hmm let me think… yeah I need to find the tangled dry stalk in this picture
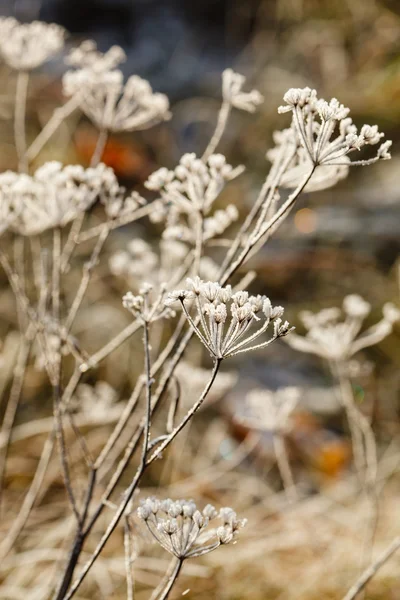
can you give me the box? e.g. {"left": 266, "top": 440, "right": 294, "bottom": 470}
{"left": 0, "top": 15, "right": 399, "bottom": 600}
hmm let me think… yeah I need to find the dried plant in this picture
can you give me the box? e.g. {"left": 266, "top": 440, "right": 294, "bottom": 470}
{"left": 0, "top": 15, "right": 398, "bottom": 600}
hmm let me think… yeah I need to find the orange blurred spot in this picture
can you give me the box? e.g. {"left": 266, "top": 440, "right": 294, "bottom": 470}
{"left": 74, "top": 129, "right": 152, "bottom": 180}
{"left": 313, "top": 440, "right": 352, "bottom": 477}
{"left": 294, "top": 208, "right": 317, "bottom": 234}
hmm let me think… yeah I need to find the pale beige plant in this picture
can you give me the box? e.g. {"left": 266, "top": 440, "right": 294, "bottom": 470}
{"left": 0, "top": 19, "right": 396, "bottom": 600}
{"left": 0, "top": 17, "right": 65, "bottom": 71}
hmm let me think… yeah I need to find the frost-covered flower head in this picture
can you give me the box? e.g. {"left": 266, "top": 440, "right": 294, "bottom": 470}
{"left": 70, "top": 381, "right": 123, "bottom": 422}
{"left": 137, "top": 498, "right": 246, "bottom": 558}
{"left": 0, "top": 162, "right": 122, "bottom": 235}
{"left": 0, "top": 17, "right": 65, "bottom": 70}
{"left": 286, "top": 294, "right": 400, "bottom": 362}
{"left": 122, "top": 283, "right": 176, "bottom": 323}
{"left": 145, "top": 153, "right": 244, "bottom": 216}
{"left": 238, "top": 387, "right": 299, "bottom": 433}
{"left": 0, "top": 191, "right": 19, "bottom": 236}
{"left": 165, "top": 278, "right": 293, "bottom": 359}
{"left": 274, "top": 88, "right": 392, "bottom": 191}
{"left": 63, "top": 41, "right": 170, "bottom": 132}
{"left": 65, "top": 40, "right": 126, "bottom": 72}
{"left": 222, "top": 68, "right": 264, "bottom": 113}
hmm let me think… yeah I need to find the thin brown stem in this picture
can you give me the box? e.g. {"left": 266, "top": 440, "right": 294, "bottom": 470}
{"left": 59, "top": 318, "right": 153, "bottom": 599}
{"left": 52, "top": 228, "right": 80, "bottom": 523}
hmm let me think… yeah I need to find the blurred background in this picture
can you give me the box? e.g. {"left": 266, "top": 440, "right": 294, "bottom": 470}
{"left": 0, "top": 0, "right": 400, "bottom": 598}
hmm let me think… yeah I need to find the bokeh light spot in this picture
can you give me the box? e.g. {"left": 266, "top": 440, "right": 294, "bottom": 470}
{"left": 294, "top": 208, "right": 317, "bottom": 234}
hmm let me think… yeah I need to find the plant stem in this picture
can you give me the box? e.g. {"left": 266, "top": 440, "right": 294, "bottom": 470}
{"left": 342, "top": 536, "right": 400, "bottom": 600}
{"left": 157, "top": 558, "right": 183, "bottom": 600}
{"left": 0, "top": 331, "right": 33, "bottom": 511}
{"left": 272, "top": 432, "right": 298, "bottom": 502}
{"left": 202, "top": 100, "right": 231, "bottom": 161}
{"left": 90, "top": 129, "right": 108, "bottom": 167}
{"left": 14, "top": 71, "right": 29, "bottom": 173}
{"left": 26, "top": 95, "right": 81, "bottom": 162}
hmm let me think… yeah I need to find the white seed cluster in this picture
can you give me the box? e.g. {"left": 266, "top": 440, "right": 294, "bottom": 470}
{"left": 0, "top": 162, "right": 123, "bottom": 235}
{"left": 239, "top": 387, "right": 300, "bottom": 434}
{"left": 63, "top": 41, "right": 170, "bottom": 132}
{"left": 222, "top": 68, "right": 264, "bottom": 113}
{"left": 122, "top": 283, "right": 175, "bottom": 323}
{"left": 0, "top": 17, "right": 65, "bottom": 70}
{"left": 165, "top": 277, "right": 293, "bottom": 359}
{"left": 272, "top": 87, "right": 392, "bottom": 192}
{"left": 145, "top": 153, "right": 244, "bottom": 216}
{"left": 137, "top": 498, "right": 246, "bottom": 559}
{"left": 286, "top": 294, "right": 400, "bottom": 362}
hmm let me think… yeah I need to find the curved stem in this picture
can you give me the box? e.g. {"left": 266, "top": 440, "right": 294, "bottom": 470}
{"left": 157, "top": 558, "right": 183, "bottom": 600}
{"left": 147, "top": 358, "right": 221, "bottom": 465}
{"left": 202, "top": 100, "right": 231, "bottom": 161}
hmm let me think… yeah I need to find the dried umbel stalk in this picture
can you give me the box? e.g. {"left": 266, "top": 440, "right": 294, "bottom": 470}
{"left": 137, "top": 498, "right": 247, "bottom": 559}
{"left": 63, "top": 41, "right": 170, "bottom": 132}
{"left": 286, "top": 295, "right": 400, "bottom": 363}
{"left": 0, "top": 21, "right": 396, "bottom": 600}
{"left": 0, "top": 17, "right": 65, "bottom": 70}
{"left": 274, "top": 87, "right": 392, "bottom": 192}
{"left": 166, "top": 278, "right": 293, "bottom": 359}
{"left": 136, "top": 498, "right": 246, "bottom": 599}
{"left": 122, "top": 284, "right": 176, "bottom": 324}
